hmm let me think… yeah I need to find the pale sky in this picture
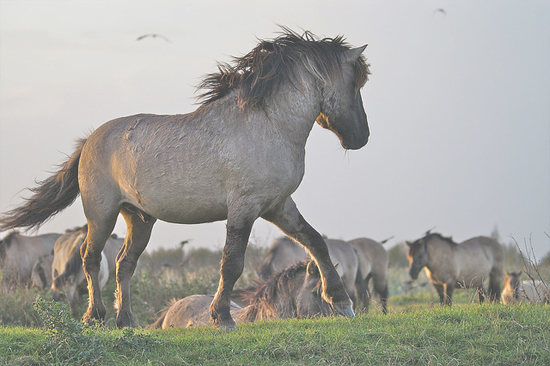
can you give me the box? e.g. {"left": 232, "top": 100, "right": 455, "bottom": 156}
{"left": 1, "top": 1, "right": 549, "bottom": 260}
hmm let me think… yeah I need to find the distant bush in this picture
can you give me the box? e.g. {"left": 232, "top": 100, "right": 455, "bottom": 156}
{"left": 388, "top": 243, "right": 409, "bottom": 269}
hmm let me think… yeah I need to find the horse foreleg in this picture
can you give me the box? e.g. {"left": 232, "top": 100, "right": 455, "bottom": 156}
{"left": 210, "top": 214, "right": 255, "bottom": 331}
{"left": 263, "top": 198, "right": 353, "bottom": 317}
{"left": 433, "top": 283, "right": 446, "bottom": 305}
{"left": 115, "top": 207, "right": 156, "bottom": 328}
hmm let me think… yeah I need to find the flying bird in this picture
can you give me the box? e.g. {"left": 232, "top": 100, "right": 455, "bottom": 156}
{"left": 136, "top": 33, "right": 171, "bottom": 43}
{"left": 433, "top": 8, "right": 447, "bottom": 16}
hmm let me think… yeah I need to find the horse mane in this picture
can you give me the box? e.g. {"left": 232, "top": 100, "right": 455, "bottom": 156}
{"left": 197, "top": 27, "right": 370, "bottom": 109}
{"left": 239, "top": 260, "right": 312, "bottom": 322}
{"left": 423, "top": 232, "right": 457, "bottom": 246}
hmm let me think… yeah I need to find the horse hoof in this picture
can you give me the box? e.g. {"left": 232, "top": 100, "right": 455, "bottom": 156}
{"left": 334, "top": 304, "right": 355, "bottom": 318}
{"left": 219, "top": 323, "right": 237, "bottom": 332}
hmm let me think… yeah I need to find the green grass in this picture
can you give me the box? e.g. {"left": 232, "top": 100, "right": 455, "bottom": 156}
{"left": 1, "top": 297, "right": 549, "bottom": 365}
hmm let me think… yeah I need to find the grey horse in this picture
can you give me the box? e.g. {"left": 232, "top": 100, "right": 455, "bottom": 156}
{"left": 0, "top": 28, "right": 370, "bottom": 330}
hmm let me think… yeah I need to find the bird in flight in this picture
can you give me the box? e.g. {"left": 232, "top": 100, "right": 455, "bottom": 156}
{"left": 136, "top": 34, "right": 171, "bottom": 43}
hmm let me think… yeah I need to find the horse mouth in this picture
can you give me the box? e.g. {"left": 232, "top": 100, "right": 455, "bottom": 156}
{"left": 409, "top": 269, "right": 420, "bottom": 280}
{"left": 341, "top": 135, "right": 369, "bottom": 150}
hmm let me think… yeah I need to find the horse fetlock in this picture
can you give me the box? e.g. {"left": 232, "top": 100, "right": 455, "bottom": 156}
{"left": 82, "top": 305, "right": 106, "bottom": 325}
{"left": 116, "top": 309, "right": 137, "bottom": 328}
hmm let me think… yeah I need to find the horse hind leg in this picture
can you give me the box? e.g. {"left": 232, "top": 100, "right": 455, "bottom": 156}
{"left": 81, "top": 216, "right": 118, "bottom": 325}
{"left": 115, "top": 206, "right": 156, "bottom": 328}
{"left": 373, "top": 276, "right": 389, "bottom": 315}
{"left": 488, "top": 271, "right": 503, "bottom": 302}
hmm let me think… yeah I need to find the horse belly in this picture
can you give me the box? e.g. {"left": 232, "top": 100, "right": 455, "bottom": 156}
{"left": 456, "top": 249, "right": 492, "bottom": 288}
{"left": 135, "top": 186, "right": 229, "bottom": 224}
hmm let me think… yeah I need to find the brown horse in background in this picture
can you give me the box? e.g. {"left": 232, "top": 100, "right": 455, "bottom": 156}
{"left": 151, "top": 260, "right": 335, "bottom": 329}
{"left": 407, "top": 232, "right": 503, "bottom": 305}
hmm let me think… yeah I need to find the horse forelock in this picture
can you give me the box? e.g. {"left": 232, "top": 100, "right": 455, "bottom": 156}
{"left": 196, "top": 27, "right": 369, "bottom": 109}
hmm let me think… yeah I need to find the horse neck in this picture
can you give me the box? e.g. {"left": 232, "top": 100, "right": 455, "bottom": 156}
{"left": 261, "top": 73, "right": 322, "bottom": 146}
{"left": 425, "top": 237, "right": 454, "bottom": 269}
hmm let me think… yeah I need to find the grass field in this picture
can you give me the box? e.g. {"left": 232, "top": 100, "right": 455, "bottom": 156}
{"left": 1, "top": 243, "right": 549, "bottom": 365}
{"left": 1, "top": 297, "right": 549, "bottom": 365}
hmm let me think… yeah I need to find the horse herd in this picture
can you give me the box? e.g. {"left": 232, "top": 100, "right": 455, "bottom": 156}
{"left": 0, "top": 28, "right": 548, "bottom": 331}
{"left": 1, "top": 228, "right": 548, "bottom": 329}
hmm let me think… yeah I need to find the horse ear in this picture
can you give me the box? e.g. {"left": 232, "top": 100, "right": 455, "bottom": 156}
{"left": 343, "top": 45, "right": 367, "bottom": 63}
{"left": 406, "top": 241, "right": 412, "bottom": 247}
{"left": 334, "top": 262, "right": 340, "bottom": 270}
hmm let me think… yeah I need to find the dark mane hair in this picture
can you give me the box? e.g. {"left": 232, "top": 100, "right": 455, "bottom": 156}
{"left": 424, "top": 232, "right": 457, "bottom": 246}
{"left": 197, "top": 27, "right": 370, "bottom": 109}
{"left": 239, "top": 260, "right": 320, "bottom": 321}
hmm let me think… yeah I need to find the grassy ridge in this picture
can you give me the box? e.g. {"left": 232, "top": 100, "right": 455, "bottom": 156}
{"left": 1, "top": 300, "right": 549, "bottom": 365}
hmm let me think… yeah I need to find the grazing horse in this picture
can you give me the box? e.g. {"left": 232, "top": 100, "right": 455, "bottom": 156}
{"left": 31, "top": 253, "right": 54, "bottom": 290}
{"left": 151, "top": 260, "right": 335, "bottom": 329}
{"left": 407, "top": 232, "right": 503, "bottom": 305}
{"left": 51, "top": 227, "right": 109, "bottom": 315}
{"left": 0, "top": 232, "right": 60, "bottom": 285}
{"left": 501, "top": 271, "right": 550, "bottom": 304}
{"left": 0, "top": 28, "right": 370, "bottom": 330}
{"left": 347, "top": 237, "right": 389, "bottom": 314}
{"left": 257, "top": 236, "right": 368, "bottom": 312}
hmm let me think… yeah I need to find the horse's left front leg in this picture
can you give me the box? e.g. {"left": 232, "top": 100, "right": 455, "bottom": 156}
{"left": 210, "top": 210, "right": 255, "bottom": 331}
{"left": 263, "top": 198, "right": 353, "bottom": 317}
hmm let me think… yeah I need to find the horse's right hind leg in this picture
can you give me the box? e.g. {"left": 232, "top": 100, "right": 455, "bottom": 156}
{"left": 373, "top": 279, "right": 389, "bottom": 315}
{"left": 115, "top": 206, "right": 156, "bottom": 328}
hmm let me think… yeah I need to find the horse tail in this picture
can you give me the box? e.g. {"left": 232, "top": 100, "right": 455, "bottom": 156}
{"left": 0, "top": 138, "right": 86, "bottom": 231}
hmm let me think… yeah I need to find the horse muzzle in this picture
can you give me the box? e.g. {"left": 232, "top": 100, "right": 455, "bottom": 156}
{"left": 409, "top": 267, "right": 420, "bottom": 280}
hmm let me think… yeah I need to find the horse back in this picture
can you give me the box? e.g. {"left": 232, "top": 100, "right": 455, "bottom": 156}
{"left": 348, "top": 238, "right": 388, "bottom": 280}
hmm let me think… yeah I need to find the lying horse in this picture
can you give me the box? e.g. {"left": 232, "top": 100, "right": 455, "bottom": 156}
{"left": 257, "top": 236, "right": 368, "bottom": 312}
{"left": 347, "top": 237, "right": 389, "bottom": 314}
{"left": 407, "top": 232, "right": 503, "bottom": 305}
{"left": 151, "top": 260, "right": 335, "bottom": 329}
{"left": 0, "top": 231, "right": 60, "bottom": 286}
{"left": 0, "top": 28, "right": 370, "bottom": 329}
{"left": 501, "top": 271, "right": 550, "bottom": 304}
